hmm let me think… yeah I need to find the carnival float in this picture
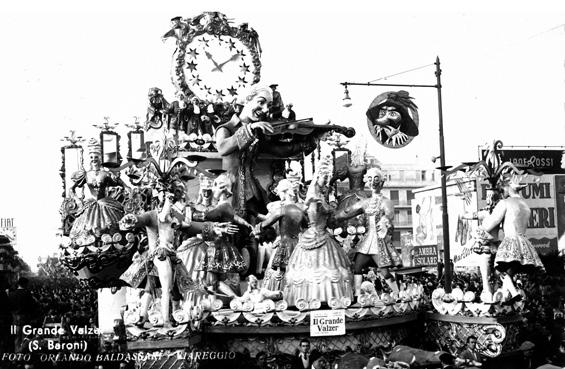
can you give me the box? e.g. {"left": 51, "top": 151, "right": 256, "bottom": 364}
{"left": 56, "top": 11, "right": 548, "bottom": 369}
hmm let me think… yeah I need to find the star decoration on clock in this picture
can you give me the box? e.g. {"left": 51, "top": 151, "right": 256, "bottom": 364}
{"left": 187, "top": 48, "right": 199, "bottom": 58}
{"left": 240, "top": 63, "right": 250, "bottom": 73}
{"left": 227, "top": 39, "right": 236, "bottom": 51}
{"left": 227, "top": 86, "right": 238, "bottom": 96}
{"left": 214, "top": 89, "right": 225, "bottom": 100}
{"left": 204, "top": 85, "right": 212, "bottom": 95}
{"left": 191, "top": 75, "right": 202, "bottom": 86}
{"left": 199, "top": 37, "right": 210, "bottom": 47}
{"left": 236, "top": 49, "right": 246, "bottom": 58}
{"left": 186, "top": 60, "right": 198, "bottom": 72}
{"left": 237, "top": 76, "right": 247, "bottom": 87}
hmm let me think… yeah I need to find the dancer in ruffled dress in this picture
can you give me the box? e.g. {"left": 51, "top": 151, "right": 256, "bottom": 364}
{"left": 255, "top": 179, "right": 307, "bottom": 291}
{"left": 204, "top": 174, "right": 252, "bottom": 291}
{"left": 284, "top": 158, "right": 353, "bottom": 307}
{"left": 68, "top": 138, "right": 129, "bottom": 239}
{"left": 474, "top": 176, "right": 544, "bottom": 303}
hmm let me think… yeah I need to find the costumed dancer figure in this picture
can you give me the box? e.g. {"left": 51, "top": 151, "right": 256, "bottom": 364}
{"left": 333, "top": 166, "right": 402, "bottom": 301}
{"left": 332, "top": 144, "right": 369, "bottom": 251}
{"left": 204, "top": 174, "right": 253, "bottom": 295}
{"left": 68, "top": 138, "right": 129, "bottom": 240}
{"left": 175, "top": 174, "right": 216, "bottom": 305}
{"left": 215, "top": 84, "right": 321, "bottom": 272}
{"left": 255, "top": 179, "right": 308, "bottom": 291}
{"left": 284, "top": 157, "right": 353, "bottom": 307}
{"left": 119, "top": 181, "right": 224, "bottom": 328}
{"left": 473, "top": 176, "right": 544, "bottom": 303}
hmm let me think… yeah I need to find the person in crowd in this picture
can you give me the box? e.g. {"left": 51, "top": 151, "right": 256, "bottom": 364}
{"left": 459, "top": 336, "right": 483, "bottom": 368}
{"left": 293, "top": 339, "right": 313, "bottom": 369}
{"left": 9, "top": 277, "right": 38, "bottom": 352}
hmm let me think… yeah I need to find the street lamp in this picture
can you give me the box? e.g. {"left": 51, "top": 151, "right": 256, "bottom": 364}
{"left": 341, "top": 57, "right": 453, "bottom": 292}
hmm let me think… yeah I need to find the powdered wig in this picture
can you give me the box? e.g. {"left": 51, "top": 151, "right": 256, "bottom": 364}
{"left": 87, "top": 138, "right": 102, "bottom": 156}
{"left": 242, "top": 84, "right": 273, "bottom": 104}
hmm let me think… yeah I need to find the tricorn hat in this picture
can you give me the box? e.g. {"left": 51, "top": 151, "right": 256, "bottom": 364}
{"left": 366, "top": 90, "right": 419, "bottom": 137}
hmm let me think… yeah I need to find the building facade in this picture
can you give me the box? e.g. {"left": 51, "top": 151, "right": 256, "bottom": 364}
{"left": 370, "top": 160, "right": 439, "bottom": 249}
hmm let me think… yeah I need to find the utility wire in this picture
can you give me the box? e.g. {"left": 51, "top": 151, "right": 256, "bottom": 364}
{"left": 366, "top": 23, "right": 565, "bottom": 84}
{"left": 367, "top": 63, "right": 435, "bottom": 83}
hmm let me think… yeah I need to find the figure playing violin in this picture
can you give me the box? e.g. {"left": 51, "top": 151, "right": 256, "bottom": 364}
{"left": 215, "top": 84, "right": 325, "bottom": 218}
{"left": 215, "top": 85, "right": 326, "bottom": 274}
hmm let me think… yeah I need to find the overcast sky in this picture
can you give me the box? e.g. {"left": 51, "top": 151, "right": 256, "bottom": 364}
{"left": 1, "top": 1, "right": 564, "bottom": 268}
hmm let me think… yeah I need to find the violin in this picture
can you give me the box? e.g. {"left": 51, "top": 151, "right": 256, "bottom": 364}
{"left": 261, "top": 118, "right": 356, "bottom": 139}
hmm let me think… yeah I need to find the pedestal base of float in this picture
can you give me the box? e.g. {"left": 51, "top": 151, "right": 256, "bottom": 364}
{"left": 424, "top": 312, "right": 522, "bottom": 358}
{"left": 126, "top": 335, "right": 202, "bottom": 369}
{"left": 202, "top": 313, "right": 420, "bottom": 357}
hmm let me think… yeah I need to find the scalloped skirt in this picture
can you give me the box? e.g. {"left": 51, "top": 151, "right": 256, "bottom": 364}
{"left": 206, "top": 238, "right": 246, "bottom": 274}
{"left": 176, "top": 237, "right": 208, "bottom": 282}
{"left": 120, "top": 250, "right": 195, "bottom": 295}
{"left": 70, "top": 198, "right": 124, "bottom": 239}
{"left": 494, "top": 234, "right": 545, "bottom": 272}
{"left": 284, "top": 231, "right": 353, "bottom": 306}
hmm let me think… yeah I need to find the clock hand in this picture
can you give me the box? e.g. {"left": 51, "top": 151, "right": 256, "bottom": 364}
{"left": 205, "top": 51, "right": 223, "bottom": 72}
{"left": 211, "top": 54, "right": 240, "bottom": 72}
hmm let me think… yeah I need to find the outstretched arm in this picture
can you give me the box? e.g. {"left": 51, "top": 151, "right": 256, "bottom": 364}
{"left": 332, "top": 199, "right": 366, "bottom": 221}
{"left": 119, "top": 211, "right": 154, "bottom": 231}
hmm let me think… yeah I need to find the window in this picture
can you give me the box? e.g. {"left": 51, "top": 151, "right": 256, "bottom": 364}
{"left": 392, "top": 230, "right": 401, "bottom": 249}
{"left": 394, "top": 209, "right": 401, "bottom": 223}
{"left": 407, "top": 190, "right": 415, "bottom": 203}
{"left": 390, "top": 190, "right": 399, "bottom": 205}
{"left": 421, "top": 170, "right": 426, "bottom": 181}
{"left": 407, "top": 208, "right": 412, "bottom": 224}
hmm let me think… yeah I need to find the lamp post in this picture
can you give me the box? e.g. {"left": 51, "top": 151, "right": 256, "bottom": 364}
{"left": 341, "top": 56, "right": 452, "bottom": 292}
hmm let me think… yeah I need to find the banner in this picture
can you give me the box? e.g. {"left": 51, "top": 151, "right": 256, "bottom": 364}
{"left": 480, "top": 149, "right": 564, "bottom": 173}
{"left": 476, "top": 174, "right": 558, "bottom": 254}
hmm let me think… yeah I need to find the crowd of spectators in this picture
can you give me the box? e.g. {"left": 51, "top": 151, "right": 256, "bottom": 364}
{"left": 30, "top": 281, "right": 98, "bottom": 329}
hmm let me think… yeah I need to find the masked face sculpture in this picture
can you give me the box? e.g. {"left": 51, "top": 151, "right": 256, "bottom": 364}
{"left": 366, "top": 90, "right": 419, "bottom": 148}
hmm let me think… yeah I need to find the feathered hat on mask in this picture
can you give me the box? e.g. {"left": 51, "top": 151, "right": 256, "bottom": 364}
{"left": 366, "top": 90, "right": 419, "bottom": 137}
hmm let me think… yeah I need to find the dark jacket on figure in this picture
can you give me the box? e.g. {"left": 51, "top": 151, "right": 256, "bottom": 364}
{"left": 9, "top": 288, "right": 37, "bottom": 324}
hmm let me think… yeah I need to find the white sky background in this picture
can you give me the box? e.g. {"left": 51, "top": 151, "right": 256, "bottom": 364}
{"left": 1, "top": 0, "right": 565, "bottom": 269}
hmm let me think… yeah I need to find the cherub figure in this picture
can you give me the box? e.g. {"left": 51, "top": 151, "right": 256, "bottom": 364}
{"left": 145, "top": 87, "right": 170, "bottom": 130}
{"left": 232, "top": 275, "right": 283, "bottom": 313}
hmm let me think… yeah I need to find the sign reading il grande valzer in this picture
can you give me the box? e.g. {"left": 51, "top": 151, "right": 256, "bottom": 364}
{"left": 480, "top": 148, "right": 564, "bottom": 173}
{"left": 310, "top": 310, "right": 346, "bottom": 337}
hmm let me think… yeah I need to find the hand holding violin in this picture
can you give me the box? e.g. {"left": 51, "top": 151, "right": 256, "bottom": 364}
{"left": 249, "top": 121, "right": 274, "bottom": 135}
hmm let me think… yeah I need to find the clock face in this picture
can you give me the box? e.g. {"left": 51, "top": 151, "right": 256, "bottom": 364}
{"left": 181, "top": 34, "right": 258, "bottom": 102}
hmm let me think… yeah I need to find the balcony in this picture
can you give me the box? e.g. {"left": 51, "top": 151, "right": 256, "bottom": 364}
{"left": 390, "top": 200, "right": 413, "bottom": 208}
